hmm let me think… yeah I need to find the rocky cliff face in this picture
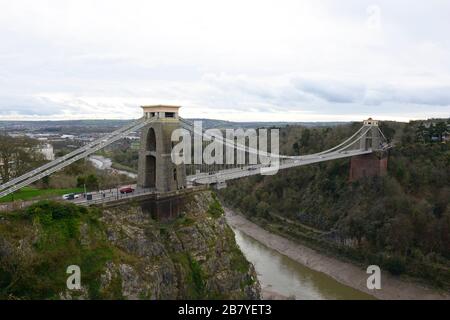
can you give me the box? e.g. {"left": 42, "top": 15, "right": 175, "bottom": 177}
{"left": 0, "top": 191, "right": 261, "bottom": 300}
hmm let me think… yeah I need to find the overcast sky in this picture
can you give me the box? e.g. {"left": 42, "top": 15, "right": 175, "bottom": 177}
{"left": 0, "top": 0, "right": 450, "bottom": 121}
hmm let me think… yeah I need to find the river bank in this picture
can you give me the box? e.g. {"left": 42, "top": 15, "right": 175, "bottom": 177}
{"left": 88, "top": 155, "right": 137, "bottom": 179}
{"left": 225, "top": 207, "right": 450, "bottom": 300}
{"left": 231, "top": 225, "right": 374, "bottom": 300}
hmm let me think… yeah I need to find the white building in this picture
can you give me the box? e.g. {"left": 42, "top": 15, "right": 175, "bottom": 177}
{"left": 38, "top": 143, "right": 55, "bottom": 161}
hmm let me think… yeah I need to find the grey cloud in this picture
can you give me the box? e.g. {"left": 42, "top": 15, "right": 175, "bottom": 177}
{"left": 292, "top": 78, "right": 366, "bottom": 104}
{"left": 392, "top": 87, "right": 450, "bottom": 106}
{"left": 360, "top": 85, "right": 450, "bottom": 107}
{"left": 0, "top": 96, "right": 64, "bottom": 116}
{"left": 291, "top": 78, "right": 450, "bottom": 107}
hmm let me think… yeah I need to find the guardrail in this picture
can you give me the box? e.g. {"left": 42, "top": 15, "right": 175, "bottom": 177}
{"left": 77, "top": 187, "right": 155, "bottom": 206}
{"left": 78, "top": 185, "right": 209, "bottom": 207}
{"left": 0, "top": 185, "right": 211, "bottom": 212}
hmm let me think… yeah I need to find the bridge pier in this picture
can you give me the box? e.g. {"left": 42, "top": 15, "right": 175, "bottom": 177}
{"left": 141, "top": 197, "right": 184, "bottom": 222}
{"left": 349, "top": 152, "right": 388, "bottom": 181}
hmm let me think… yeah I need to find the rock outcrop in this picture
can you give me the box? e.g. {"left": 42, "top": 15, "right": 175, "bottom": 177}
{"left": 0, "top": 191, "right": 261, "bottom": 300}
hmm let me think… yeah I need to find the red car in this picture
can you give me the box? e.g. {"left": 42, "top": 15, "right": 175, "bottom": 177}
{"left": 119, "top": 186, "right": 134, "bottom": 194}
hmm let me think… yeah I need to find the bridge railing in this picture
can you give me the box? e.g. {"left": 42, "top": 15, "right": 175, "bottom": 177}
{"left": 77, "top": 187, "right": 155, "bottom": 206}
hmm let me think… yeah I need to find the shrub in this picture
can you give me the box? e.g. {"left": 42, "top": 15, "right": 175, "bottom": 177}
{"left": 384, "top": 256, "right": 407, "bottom": 275}
{"left": 207, "top": 197, "right": 224, "bottom": 218}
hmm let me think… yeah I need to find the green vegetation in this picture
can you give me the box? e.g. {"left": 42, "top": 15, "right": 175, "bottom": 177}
{"left": 416, "top": 120, "right": 449, "bottom": 143}
{"left": 221, "top": 119, "right": 450, "bottom": 288}
{"left": 207, "top": 193, "right": 225, "bottom": 218}
{"left": 0, "top": 186, "right": 83, "bottom": 203}
{"left": 76, "top": 174, "right": 99, "bottom": 192}
{"left": 187, "top": 254, "right": 206, "bottom": 298}
{"left": 169, "top": 252, "right": 205, "bottom": 299}
{"left": 0, "top": 201, "right": 117, "bottom": 299}
{"left": 0, "top": 192, "right": 257, "bottom": 300}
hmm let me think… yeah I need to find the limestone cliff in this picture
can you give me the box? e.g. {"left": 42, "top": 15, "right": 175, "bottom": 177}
{"left": 0, "top": 191, "right": 261, "bottom": 299}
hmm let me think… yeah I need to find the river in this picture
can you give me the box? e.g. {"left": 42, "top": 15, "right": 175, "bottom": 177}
{"left": 230, "top": 224, "right": 375, "bottom": 300}
{"left": 88, "top": 155, "right": 137, "bottom": 179}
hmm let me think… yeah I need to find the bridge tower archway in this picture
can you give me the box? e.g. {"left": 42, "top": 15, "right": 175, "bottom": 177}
{"left": 137, "top": 105, "right": 186, "bottom": 192}
{"left": 143, "top": 128, "right": 157, "bottom": 188}
{"left": 147, "top": 127, "right": 156, "bottom": 152}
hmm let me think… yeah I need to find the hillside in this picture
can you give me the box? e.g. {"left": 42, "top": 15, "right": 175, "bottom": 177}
{"left": 220, "top": 119, "right": 450, "bottom": 289}
{"left": 0, "top": 191, "right": 260, "bottom": 299}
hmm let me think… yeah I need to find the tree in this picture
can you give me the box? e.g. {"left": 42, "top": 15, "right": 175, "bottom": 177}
{"left": 76, "top": 176, "right": 86, "bottom": 188}
{"left": 434, "top": 121, "right": 448, "bottom": 142}
{"left": 256, "top": 201, "right": 270, "bottom": 218}
{"left": 299, "top": 129, "right": 311, "bottom": 151}
{"left": 41, "top": 176, "right": 51, "bottom": 189}
{"left": 85, "top": 174, "right": 99, "bottom": 191}
{"left": 292, "top": 142, "right": 300, "bottom": 154}
{"left": 379, "top": 123, "right": 396, "bottom": 142}
{"left": 0, "top": 135, "right": 45, "bottom": 183}
{"left": 416, "top": 122, "right": 429, "bottom": 143}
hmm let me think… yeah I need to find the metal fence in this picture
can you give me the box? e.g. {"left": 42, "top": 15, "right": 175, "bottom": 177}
{"left": 77, "top": 187, "right": 155, "bottom": 206}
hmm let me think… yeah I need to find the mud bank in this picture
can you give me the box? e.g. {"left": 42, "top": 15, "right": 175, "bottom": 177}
{"left": 225, "top": 208, "right": 450, "bottom": 300}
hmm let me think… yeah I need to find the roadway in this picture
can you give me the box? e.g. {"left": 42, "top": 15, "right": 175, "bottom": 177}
{"left": 187, "top": 149, "right": 373, "bottom": 185}
{"left": 68, "top": 184, "right": 155, "bottom": 205}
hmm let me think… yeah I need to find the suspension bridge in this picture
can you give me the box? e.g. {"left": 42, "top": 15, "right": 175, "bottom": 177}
{"left": 0, "top": 105, "right": 390, "bottom": 208}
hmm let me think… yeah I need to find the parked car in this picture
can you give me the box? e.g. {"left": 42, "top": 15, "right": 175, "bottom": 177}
{"left": 62, "top": 193, "right": 82, "bottom": 200}
{"left": 119, "top": 186, "right": 134, "bottom": 194}
{"left": 62, "top": 193, "right": 75, "bottom": 200}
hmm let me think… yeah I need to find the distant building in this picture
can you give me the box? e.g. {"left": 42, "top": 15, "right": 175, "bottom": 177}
{"left": 38, "top": 143, "right": 55, "bottom": 161}
{"left": 61, "top": 134, "right": 75, "bottom": 139}
{"left": 125, "top": 135, "right": 140, "bottom": 140}
{"left": 75, "top": 137, "right": 95, "bottom": 142}
{"left": 0, "top": 160, "right": 14, "bottom": 167}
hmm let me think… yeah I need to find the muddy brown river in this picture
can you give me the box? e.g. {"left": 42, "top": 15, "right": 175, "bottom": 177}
{"left": 232, "top": 227, "right": 375, "bottom": 300}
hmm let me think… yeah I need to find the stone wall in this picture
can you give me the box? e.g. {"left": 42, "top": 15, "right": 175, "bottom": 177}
{"left": 349, "top": 152, "right": 388, "bottom": 181}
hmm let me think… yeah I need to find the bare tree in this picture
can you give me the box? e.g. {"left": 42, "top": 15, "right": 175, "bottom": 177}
{"left": 0, "top": 135, "right": 46, "bottom": 183}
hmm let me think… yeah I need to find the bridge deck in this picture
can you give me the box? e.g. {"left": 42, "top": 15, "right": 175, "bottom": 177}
{"left": 73, "top": 185, "right": 208, "bottom": 207}
{"left": 188, "top": 149, "right": 373, "bottom": 185}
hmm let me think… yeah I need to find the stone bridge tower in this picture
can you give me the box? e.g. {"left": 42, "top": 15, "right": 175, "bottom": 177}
{"left": 350, "top": 118, "right": 388, "bottom": 181}
{"left": 359, "top": 118, "right": 382, "bottom": 151}
{"left": 137, "top": 105, "right": 186, "bottom": 192}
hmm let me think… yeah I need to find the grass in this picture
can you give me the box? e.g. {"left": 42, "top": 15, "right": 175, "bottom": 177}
{"left": 0, "top": 186, "right": 84, "bottom": 203}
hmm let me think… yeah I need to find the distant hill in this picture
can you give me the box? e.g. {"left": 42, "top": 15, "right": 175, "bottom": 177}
{"left": 188, "top": 119, "right": 347, "bottom": 129}
{"left": 0, "top": 120, "right": 132, "bottom": 134}
{"left": 0, "top": 118, "right": 349, "bottom": 134}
